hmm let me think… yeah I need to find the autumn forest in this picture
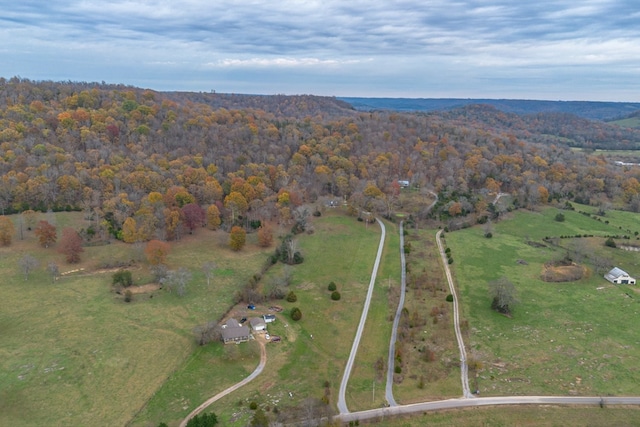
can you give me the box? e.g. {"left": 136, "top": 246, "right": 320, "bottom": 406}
{"left": 1, "top": 77, "right": 640, "bottom": 244}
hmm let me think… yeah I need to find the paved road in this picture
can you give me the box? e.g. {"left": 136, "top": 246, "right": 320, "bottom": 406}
{"left": 436, "top": 229, "right": 473, "bottom": 398}
{"left": 338, "top": 218, "right": 387, "bottom": 415}
{"left": 179, "top": 340, "right": 267, "bottom": 427}
{"left": 336, "top": 395, "right": 640, "bottom": 423}
{"left": 385, "top": 221, "right": 406, "bottom": 407}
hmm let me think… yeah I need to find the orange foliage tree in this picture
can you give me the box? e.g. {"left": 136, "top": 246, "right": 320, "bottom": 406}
{"left": 145, "top": 239, "right": 171, "bottom": 265}
{"left": 0, "top": 216, "right": 15, "bottom": 246}
{"left": 229, "top": 226, "right": 246, "bottom": 251}
{"left": 34, "top": 220, "right": 57, "bottom": 248}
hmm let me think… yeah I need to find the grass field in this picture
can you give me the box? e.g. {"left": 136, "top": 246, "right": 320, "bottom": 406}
{"left": 0, "top": 212, "right": 272, "bottom": 427}
{"left": 132, "top": 211, "right": 385, "bottom": 426}
{"left": 347, "top": 406, "right": 640, "bottom": 426}
{"left": 4, "top": 206, "right": 640, "bottom": 426}
{"left": 445, "top": 206, "right": 640, "bottom": 397}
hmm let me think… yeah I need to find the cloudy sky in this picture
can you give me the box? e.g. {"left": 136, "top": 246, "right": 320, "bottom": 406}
{"left": 2, "top": 0, "right": 639, "bottom": 101}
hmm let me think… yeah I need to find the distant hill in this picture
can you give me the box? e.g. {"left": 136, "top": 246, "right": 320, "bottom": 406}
{"left": 607, "top": 111, "right": 640, "bottom": 129}
{"left": 338, "top": 97, "right": 640, "bottom": 121}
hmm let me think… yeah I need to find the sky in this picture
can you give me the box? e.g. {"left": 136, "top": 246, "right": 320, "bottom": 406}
{"left": 2, "top": 0, "right": 639, "bottom": 101}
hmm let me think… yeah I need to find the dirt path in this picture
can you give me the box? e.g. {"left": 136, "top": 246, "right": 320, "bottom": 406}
{"left": 436, "top": 229, "right": 473, "bottom": 398}
{"left": 179, "top": 340, "right": 267, "bottom": 427}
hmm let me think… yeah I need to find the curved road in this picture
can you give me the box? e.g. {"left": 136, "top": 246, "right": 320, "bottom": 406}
{"left": 436, "top": 229, "right": 473, "bottom": 398}
{"left": 337, "top": 218, "right": 387, "bottom": 414}
{"left": 385, "top": 221, "right": 406, "bottom": 406}
{"left": 179, "top": 340, "right": 267, "bottom": 427}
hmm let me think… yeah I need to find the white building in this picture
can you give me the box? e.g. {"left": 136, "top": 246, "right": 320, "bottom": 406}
{"left": 604, "top": 267, "right": 636, "bottom": 285}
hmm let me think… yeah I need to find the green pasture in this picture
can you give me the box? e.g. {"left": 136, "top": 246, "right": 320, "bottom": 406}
{"left": 445, "top": 206, "right": 640, "bottom": 397}
{"left": 132, "top": 212, "right": 385, "bottom": 426}
{"left": 351, "top": 406, "right": 640, "bottom": 426}
{"left": 347, "top": 220, "right": 399, "bottom": 411}
{"left": 0, "top": 212, "right": 272, "bottom": 427}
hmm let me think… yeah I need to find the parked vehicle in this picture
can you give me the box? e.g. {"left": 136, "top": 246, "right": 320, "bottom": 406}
{"left": 247, "top": 304, "right": 256, "bottom": 310}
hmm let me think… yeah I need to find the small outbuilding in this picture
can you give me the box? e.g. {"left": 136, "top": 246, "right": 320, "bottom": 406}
{"left": 221, "top": 318, "right": 250, "bottom": 344}
{"left": 604, "top": 267, "right": 636, "bottom": 285}
{"left": 250, "top": 317, "right": 267, "bottom": 333}
{"left": 263, "top": 314, "right": 276, "bottom": 323}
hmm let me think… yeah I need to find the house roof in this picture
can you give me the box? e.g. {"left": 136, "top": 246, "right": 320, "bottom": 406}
{"left": 249, "top": 317, "right": 266, "bottom": 328}
{"left": 221, "top": 318, "right": 250, "bottom": 340}
{"left": 222, "top": 325, "right": 250, "bottom": 340}
{"left": 605, "top": 267, "right": 633, "bottom": 281}
{"left": 263, "top": 314, "right": 276, "bottom": 321}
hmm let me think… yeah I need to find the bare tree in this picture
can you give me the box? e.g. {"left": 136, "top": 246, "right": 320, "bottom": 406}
{"left": 202, "top": 261, "right": 216, "bottom": 286}
{"left": 47, "top": 262, "right": 59, "bottom": 284}
{"left": 18, "top": 254, "right": 39, "bottom": 281}
{"left": 161, "top": 268, "right": 192, "bottom": 296}
{"left": 488, "top": 277, "right": 519, "bottom": 315}
{"left": 193, "top": 321, "right": 221, "bottom": 345}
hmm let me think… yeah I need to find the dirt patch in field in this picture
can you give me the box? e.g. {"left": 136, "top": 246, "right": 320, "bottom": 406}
{"left": 127, "top": 283, "right": 161, "bottom": 294}
{"left": 540, "top": 264, "right": 587, "bottom": 282}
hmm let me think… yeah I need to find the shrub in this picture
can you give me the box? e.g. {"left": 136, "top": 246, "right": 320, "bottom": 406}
{"left": 112, "top": 270, "right": 133, "bottom": 287}
{"left": 446, "top": 294, "right": 453, "bottom": 302}
{"left": 605, "top": 237, "right": 617, "bottom": 248}
{"left": 328, "top": 281, "right": 337, "bottom": 291}
{"left": 555, "top": 213, "right": 565, "bottom": 222}
{"left": 447, "top": 257, "right": 454, "bottom": 264}
{"left": 124, "top": 290, "right": 133, "bottom": 303}
{"left": 394, "top": 365, "right": 402, "bottom": 374}
{"left": 331, "top": 291, "right": 341, "bottom": 301}
{"left": 286, "top": 291, "right": 297, "bottom": 302}
{"left": 249, "top": 401, "right": 258, "bottom": 410}
{"left": 291, "top": 307, "right": 302, "bottom": 321}
{"left": 484, "top": 232, "right": 492, "bottom": 238}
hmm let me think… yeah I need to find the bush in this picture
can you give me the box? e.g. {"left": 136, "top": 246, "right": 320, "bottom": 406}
{"left": 328, "top": 281, "right": 337, "bottom": 291}
{"left": 291, "top": 307, "right": 302, "bottom": 321}
{"left": 446, "top": 294, "right": 453, "bottom": 302}
{"left": 186, "top": 412, "right": 218, "bottom": 427}
{"left": 403, "top": 243, "right": 411, "bottom": 254}
{"left": 447, "top": 257, "right": 454, "bottom": 264}
{"left": 605, "top": 237, "right": 617, "bottom": 248}
{"left": 286, "top": 291, "right": 297, "bottom": 302}
{"left": 555, "top": 213, "right": 565, "bottom": 222}
{"left": 331, "top": 291, "right": 341, "bottom": 301}
{"left": 112, "top": 270, "right": 133, "bottom": 287}
{"left": 249, "top": 401, "right": 258, "bottom": 410}
{"left": 484, "top": 232, "right": 492, "bottom": 238}
{"left": 124, "top": 289, "right": 133, "bottom": 303}
{"left": 394, "top": 365, "right": 402, "bottom": 374}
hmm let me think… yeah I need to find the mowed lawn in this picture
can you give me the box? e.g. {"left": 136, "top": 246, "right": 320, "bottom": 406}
{"left": 0, "top": 212, "right": 272, "bottom": 427}
{"left": 445, "top": 207, "right": 640, "bottom": 396}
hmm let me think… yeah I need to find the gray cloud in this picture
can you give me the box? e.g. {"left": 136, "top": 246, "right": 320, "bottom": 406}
{"left": 1, "top": 0, "right": 638, "bottom": 100}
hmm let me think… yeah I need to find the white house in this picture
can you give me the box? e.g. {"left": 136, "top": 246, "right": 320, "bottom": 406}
{"left": 604, "top": 267, "right": 636, "bottom": 285}
{"left": 398, "top": 180, "right": 410, "bottom": 188}
{"left": 263, "top": 314, "right": 276, "bottom": 323}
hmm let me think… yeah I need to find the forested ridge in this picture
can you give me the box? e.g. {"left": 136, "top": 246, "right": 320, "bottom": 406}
{"left": 1, "top": 77, "right": 640, "bottom": 242}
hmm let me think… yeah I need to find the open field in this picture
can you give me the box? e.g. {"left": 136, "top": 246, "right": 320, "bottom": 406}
{"left": 131, "top": 211, "right": 384, "bottom": 426}
{"left": 348, "top": 405, "right": 640, "bottom": 426}
{"left": 0, "top": 212, "right": 273, "bottom": 427}
{"left": 445, "top": 206, "right": 640, "bottom": 397}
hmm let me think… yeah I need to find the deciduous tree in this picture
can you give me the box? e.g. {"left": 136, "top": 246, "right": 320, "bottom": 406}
{"left": 34, "top": 220, "right": 57, "bottom": 248}
{"left": 145, "top": 239, "right": 171, "bottom": 265}
{"left": 182, "top": 203, "right": 205, "bottom": 233}
{"left": 229, "top": 226, "right": 246, "bottom": 251}
{"left": 58, "top": 227, "right": 84, "bottom": 263}
{"left": 19, "top": 254, "right": 38, "bottom": 280}
{"left": 488, "top": 277, "right": 518, "bottom": 315}
{"left": 206, "top": 204, "right": 221, "bottom": 230}
{"left": 0, "top": 216, "right": 15, "bottom": 246}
